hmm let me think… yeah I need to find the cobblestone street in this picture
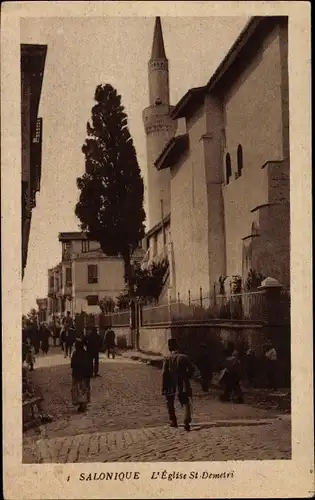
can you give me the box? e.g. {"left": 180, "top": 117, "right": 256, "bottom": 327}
{"left": 23, "top": 351, "right": 291, "bottom": 463}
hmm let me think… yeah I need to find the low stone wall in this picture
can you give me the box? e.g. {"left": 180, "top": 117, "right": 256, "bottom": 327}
{"left": 138, "top": 327, "right": 171, "bottom": 356}
{"left": 138, "top": 321, "right": 291, "bottom": 387}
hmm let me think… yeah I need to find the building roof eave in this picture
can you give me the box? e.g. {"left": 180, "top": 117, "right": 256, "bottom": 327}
{"left": 154, "top": 133, "right": 189, "bottom": 170}
{"left": 170, "top": 87, "right": 206, "bottom": 119}
{"left": 145, "top": 214, "right": 171, "bottom": 239}
{"left": 170, "top": 16, "right": 282, "bottom": 120}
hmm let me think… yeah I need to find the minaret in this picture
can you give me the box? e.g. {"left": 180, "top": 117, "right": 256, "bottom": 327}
{"left": 143, "top": 17, "right": 177, "bottom": 231}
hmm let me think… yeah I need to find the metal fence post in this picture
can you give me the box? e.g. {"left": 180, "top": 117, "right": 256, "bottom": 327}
{"left": 200, "top": 287, "right": 203, "bottom": 308}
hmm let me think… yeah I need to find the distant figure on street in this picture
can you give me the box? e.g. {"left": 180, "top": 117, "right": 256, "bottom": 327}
{"left": 61, "top": 312, "right": 75, "bottom": 358}
{"left": 196, "top": 343, "right": 212, "bottom": 392}
{"left": 71, "top": 339, "right": 93, "bottom": 413}
{"left": 264, "top": 341, "right": 278, "bottom": 390}
{"left": 104, "top": 327, "right": 116, "bottom": 359}
{"left": 40, "top": 324, "right": 50, "bottom": 354}
{"left": 86, "top": 326, "right": 102, "bottom": 377}
{"left": 220, "top": 342, "right": 244, "bottom": 403}
{"left": 30, "top": 323, "right": 40, "bottom": 355}
{"left": 25, "top": 338, "right": 35, "bottom": 371}
{"left": 162, "top": 338, "right": 195, "bottom": 431}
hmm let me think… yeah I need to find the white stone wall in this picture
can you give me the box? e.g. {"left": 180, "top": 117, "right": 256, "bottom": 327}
{"left": 222, "top": 26, "right": 284, "bottom": 278}
{"left": 170, "top": 107, "right": 211, "bottom": 301}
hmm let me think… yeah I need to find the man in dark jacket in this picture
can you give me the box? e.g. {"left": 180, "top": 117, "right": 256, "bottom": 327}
{"left": 220, "top": 342, "right": 244, "bottom": 403}
{"left": 104, "top": 327, "right": 116, "bottom": 359}
{"left": 86, "top": 326, "right": 102, "bottom": 377}
{"left": 162, "top": 338, "right": 195, "bottom": 431}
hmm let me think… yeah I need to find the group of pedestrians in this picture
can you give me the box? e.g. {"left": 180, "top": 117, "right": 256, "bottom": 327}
{"left": 161, "top": 338, "right": 279, "bottom": 431}
{"left": 22, "top": 322, "right": 52, "bottom": 370}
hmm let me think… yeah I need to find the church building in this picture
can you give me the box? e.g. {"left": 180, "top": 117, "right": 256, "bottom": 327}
{"left": 142, "top": 16, "right": 290, "bottom": 303}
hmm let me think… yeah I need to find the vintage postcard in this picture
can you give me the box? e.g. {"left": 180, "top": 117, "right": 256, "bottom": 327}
{"left": 1, "top": 1, "right": 313, "bottom": 498}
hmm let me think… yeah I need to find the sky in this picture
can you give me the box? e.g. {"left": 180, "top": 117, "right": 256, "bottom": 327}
{"left": 21, "top": 15, "right": 248, "bottom": 314}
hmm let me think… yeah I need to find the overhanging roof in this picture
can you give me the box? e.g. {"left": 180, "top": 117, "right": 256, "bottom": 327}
{"left": 154, "top": 133, "right": 189, "bottom": 170}
{"left": 171, "top": 16, "right": 285, "bottom": 119}
{"left": 59, "top": 232, "right": 89, "bottom": 241}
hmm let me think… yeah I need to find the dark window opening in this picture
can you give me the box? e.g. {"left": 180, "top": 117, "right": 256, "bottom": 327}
{"left": 86, "top": 295, "right": 99, "bottom": 306}
{"left": 88, "top": 264, "right": 98, "bottom": 284}
{"left": 237, "top": 144, "right": 243, "bottom": 177}
{"left": 225, "top": 153, "right": 232, "bottom": 185}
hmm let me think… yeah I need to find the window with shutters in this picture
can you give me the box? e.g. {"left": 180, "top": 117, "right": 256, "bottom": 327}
{"left": 87, "top": 264, "right": 98, "bottom": 284}
{"left": 86, "top": 295, "right": 99, "bottom": 306}
{"left": 82, "top": 240, "right": 90, "bottom": 253}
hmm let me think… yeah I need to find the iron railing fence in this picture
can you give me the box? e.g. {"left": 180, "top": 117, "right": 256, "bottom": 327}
{"left": 140, "top": 290, "right": 269, "bottom": 325}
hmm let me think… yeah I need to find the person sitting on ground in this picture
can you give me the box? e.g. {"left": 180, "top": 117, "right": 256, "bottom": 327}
{"left": 162, "top": 338, "right": 195, "bottom": 431}
{"left": 104, "top": 326, "right": 116, "bottom": 359}
{"left": 71, "top": 338, "right": 93, "bottom": 413}
{"left": 220, "top": 341, "right": 244, "bottom": 403}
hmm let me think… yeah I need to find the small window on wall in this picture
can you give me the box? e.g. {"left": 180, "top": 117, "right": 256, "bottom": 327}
{"left": 237, "top": 145, "right": 243, "bottom": 177}
{"left": 225, "top": 153, "right": 232, "bottom": 185}
{"left": 86, "top": 295, "right": 99, "bottom": 306}
{"left": 88, "top": 264, "right": 98, "bottom": 284}
{"left": 82, "top": 240, "right": 90, "bottom": 253}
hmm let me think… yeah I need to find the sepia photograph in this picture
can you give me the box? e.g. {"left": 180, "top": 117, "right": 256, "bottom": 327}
{"left": 1, "top": 2, "right": 313, "bottom": 499}
{"left": 21, "top": 12, "right": 292, "bottom": 464}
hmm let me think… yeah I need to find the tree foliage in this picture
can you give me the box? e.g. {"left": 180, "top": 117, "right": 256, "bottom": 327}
{"left": 99, "top": 296, "right": 115, "bottom": 314}
{"left": 75, "top": 84, "right": 146, "bottom": 291}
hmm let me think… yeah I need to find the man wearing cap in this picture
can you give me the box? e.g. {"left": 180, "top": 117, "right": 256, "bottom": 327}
{"left": 162, "top": 338, "right": 195, "bottom": 431}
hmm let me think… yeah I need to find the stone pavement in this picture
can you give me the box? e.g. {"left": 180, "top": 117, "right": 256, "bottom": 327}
{"left": 23, "top": 416, "right": 291, "bottom": 463}
{"left": 23, "top": 352, "right": 291, "bottom": 464}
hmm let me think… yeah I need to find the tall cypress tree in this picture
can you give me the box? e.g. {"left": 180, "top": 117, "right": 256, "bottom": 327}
{"left": 75, "top": 84, "right": 146, "bottom": 293}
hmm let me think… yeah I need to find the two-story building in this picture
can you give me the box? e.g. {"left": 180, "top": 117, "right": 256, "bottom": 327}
{"left": 47, "top": 232, "right": 144, "bottom": 321}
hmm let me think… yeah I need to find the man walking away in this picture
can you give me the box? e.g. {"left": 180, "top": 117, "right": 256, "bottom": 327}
{"left": 71, "top": 339, "right": 93, "bottom": 413}
{"left": 62, "top": 311, "right": 74, "bottom": 358}
{"left": 196, "top": 343, "right": 212, "bottom": 392}
{"left": 104, "top": 327, "right": 116, "bottom": 359}
{"left": 220, "top": 342, "right": 244, "bottom": 403}
{"left": 86, "top": 326, "right": 102, "bottom": 377}
{"left": 265, "top": 341, "right": 278, "bottom": 390}
{"left": 40, "top": 324, "right": 50, "bottom": 355}
{"left": 162, "top": 338, "right": 195, "bottom": 431}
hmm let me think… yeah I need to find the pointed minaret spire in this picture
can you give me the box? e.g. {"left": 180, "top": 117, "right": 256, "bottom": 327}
{"left": 150, "top": 17, "right": 167, "bottom": 60}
